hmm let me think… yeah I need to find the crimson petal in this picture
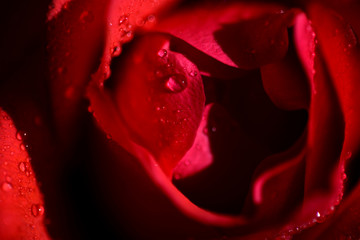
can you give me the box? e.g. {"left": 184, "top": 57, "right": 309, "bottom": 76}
{"left": 0, "top": 109, "right": 50, "bottom": 240}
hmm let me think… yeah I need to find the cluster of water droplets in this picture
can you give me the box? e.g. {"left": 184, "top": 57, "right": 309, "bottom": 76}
{"left": 110, "top": 14, "right": 156, "bottom": 59}
{"left": 0, "top": 120, "right": 45, "bottom": 222}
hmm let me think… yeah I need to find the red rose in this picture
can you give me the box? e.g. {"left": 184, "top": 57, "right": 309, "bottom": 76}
{"left": 2, "top": 0, "right": 360, "bottom": 239}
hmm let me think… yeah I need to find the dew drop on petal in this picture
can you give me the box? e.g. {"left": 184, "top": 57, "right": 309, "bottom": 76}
{"left": 203, "top": 127, "right": 209, "bottom": 135}
{"left": 157, "top": 49, "right": 167, "bottom": 58}
{"left": 31, "top": 204, "right": 45, "bottom": 217}
{"left": 79, "top": 10, "right": 94, "bottom": 23}
{"left": 173, "top": 173, "right": 181, "bottom": 180}
{"left": 19, "top": 162, "right": 26, "bottom": 172}
{"left": 164, "top": 75, "right": 187, "bottom": 93}
{"left": 119, "top": 15, "right": 128, "bottom": 25}
{"left": 16, "top": 132, "right": 22, "bottom": 141}
{"left": 1, "top": 181, "right": 13, "bottom": 192}
{"left": 112, "top": 46, "right": 122, "bottom": 57}
{"left": 20, "top": 144, "right": 26, "bottom": 151}
{"left": 189, "top": 71, "right": 197, "bottom": 77}
{"left": 342, "top": 173, "right": 347, "bottom": 180}
{"left": 147, "top": 15, "right": 156, "bottom": 23}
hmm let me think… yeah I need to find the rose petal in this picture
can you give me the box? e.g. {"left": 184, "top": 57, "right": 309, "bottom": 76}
{"left": 0, "top": 109, "right": 50, "bottom": 240}
{"left": 48, "top": 0, "right": 178, "bottom": 145}
{"left": 47, "top": 0, "right": 109, "bottom": 145}
{"left": 308, "top": 3, "right": 360, "bottom": 192}
{"left": 154, "top": 2, "right": 297, "bottom": 71}
{"left": 260, "top": 23, "right": 310, "bottom": 110}
{"left": 172, "top": 104, "right": 214, "bottom": 180}
{"left": 246, "top": 133, "right": 306, "bottom": 220}
{"left": 113, "top": 34, "right": 205, "bottom": 176}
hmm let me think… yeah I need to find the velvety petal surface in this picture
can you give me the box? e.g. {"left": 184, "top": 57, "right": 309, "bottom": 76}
{"left": 0, "top": 109, "right": 50, "bottom": 240}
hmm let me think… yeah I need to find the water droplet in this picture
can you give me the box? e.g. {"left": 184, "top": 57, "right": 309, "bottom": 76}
{"left": 106, "top": 134, "right": 112, "bottom": 140}
{"left": 189, "top": 71, "right": 197, "bottom": 77}
{"left": 57, "top": 67, "right": 66, "bottom": 74}
{"left": 173, "top": 173, "right": 181, "bottom": 180}
{"left": 87, "top": 106, "right": 93, "bottom": 113}
{"left": 157, "top": 49, "right": 167, "bottom": 58}
{"left": 211, "top": 127, "right": 217, "bottom": 132}
{"left": 314, "top": 211, "right": 326, "bottom": 223}
{"left": 1, "top": 181, "right": 13, "bottom": 192}
{"left": 20, "top": 144, "right": 26, "bottom": 151}
{"left": 79, "top": 10, "right": 94, "bottom": 23}
{"left": 19, "top": 162, "right": 26, "bottom": 172}
{"left": 65, "top": 86, "right": 75, "bottom": 99}
{"left": 164, "top": 75, "right": 187, "bottom": 93}
{"left": 126, "top": 31, "right": 133, "bottom": 38}
{"left": 112, "top": 46, "right": 121, "bottom": 57}
{"left": 16, "top": 132, "right": 23, "bottom": 141}
{"left": 31, "top": 204, "right": 44, "bottom": 217}
{"left": 203, "top": 127, "right": 209, "bottom": 135}
{"left": 119, "top": 15, "right": 128, "bottom": 25}
{"left": 346, "top": 151, "right": 352, "bottom": 159}
{"left": 136, "top": 17, "right": 145, "bottom": 26}
{"left": 147, "top": 15, "right": 155, "bottom": 23}
{"left": 342, "top": 173, "right": 347, "bottom": 180}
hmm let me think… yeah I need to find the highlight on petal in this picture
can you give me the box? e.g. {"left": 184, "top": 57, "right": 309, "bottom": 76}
{"left": 0, "top": 109, "right": 50, "bottom": 240}
{"left": 172, "top": 104, "right": 214, "bottom": 180}
{"left": 294, "top": 12, "right": 317, "bottom": 95}
{"left": 154, "top": 2, "right": 297, "bottom": 70}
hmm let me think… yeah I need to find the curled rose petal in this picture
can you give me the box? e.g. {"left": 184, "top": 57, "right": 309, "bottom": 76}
{"left": 308, "top": 3, "right": 360, "bottom": 182}
{"left": 0, "top": 109, "right": 50, "bottom": 240}
{"left": 47, "top": 0, "right": 178, "bottom": 146}
{"left": 113, "top": 34, "right": 205, "bottom": 176}
{"left": 153, "top": 2, "right": 300, "bottom": 79}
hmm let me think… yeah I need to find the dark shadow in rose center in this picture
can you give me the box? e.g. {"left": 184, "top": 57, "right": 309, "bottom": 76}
{"left": 173, "top": 69, "right": 308, "bottom": 214}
